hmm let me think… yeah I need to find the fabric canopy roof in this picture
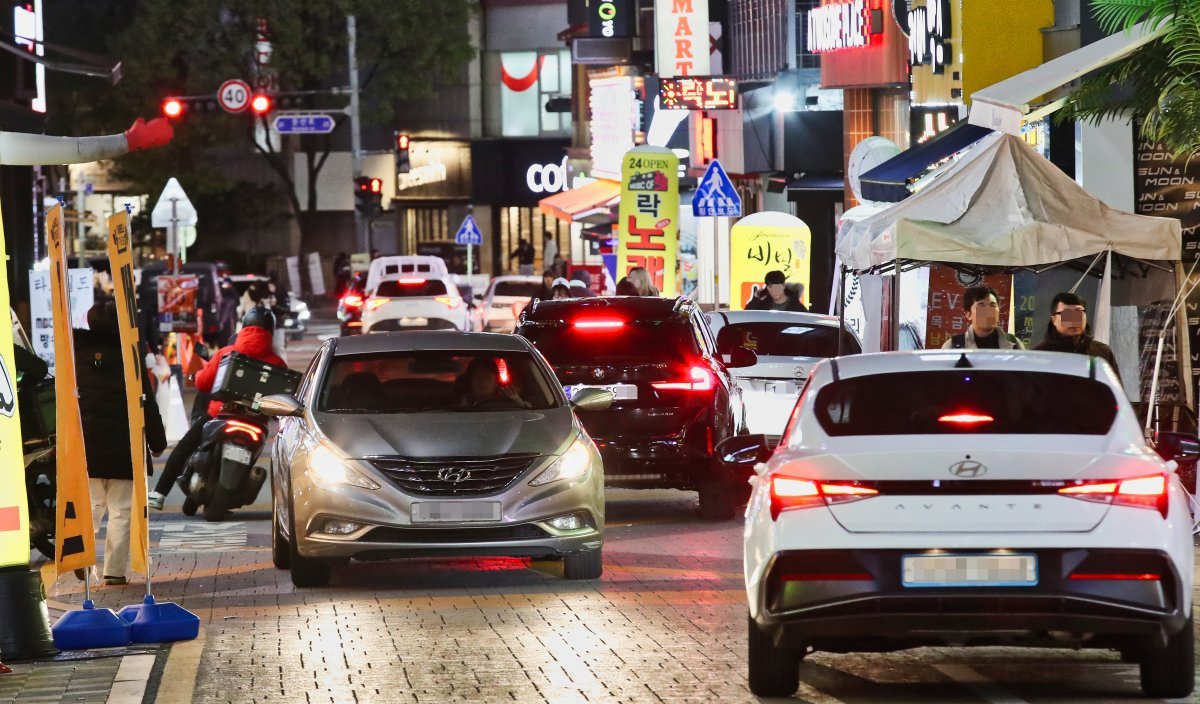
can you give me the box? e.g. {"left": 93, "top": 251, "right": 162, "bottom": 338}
{"left": 859, "top": 122, "right": 993, "bottom": 202}
{"left": 837, "top": 133, "right": 1181, "bottom": 272}
{"left": 538, "top": 179, "right": 620, "bottom": 224}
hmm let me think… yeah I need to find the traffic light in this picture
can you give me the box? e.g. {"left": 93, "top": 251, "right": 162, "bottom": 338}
{"left": 162, "top": 98, "right": 183, "bottom": 119}
{"left": 395, "top": 132, "right": 411, "bottom": 174}
{"left": 354, "top": 176, "right": 383, "bottom": 216}
{"left": 250, "top": 94, "right": 272, "bottom": 115}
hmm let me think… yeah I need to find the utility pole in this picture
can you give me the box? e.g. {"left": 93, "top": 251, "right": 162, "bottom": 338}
{"left": 347, "top": 14, "right": 365, "bottom": 253}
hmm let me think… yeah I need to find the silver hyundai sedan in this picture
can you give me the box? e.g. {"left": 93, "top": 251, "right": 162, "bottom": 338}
{"left": 261, "top": 331, "right": 609, "bottom": 587}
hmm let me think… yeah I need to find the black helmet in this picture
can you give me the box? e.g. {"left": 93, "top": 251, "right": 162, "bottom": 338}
{"left": 241, "top": 306, "right": 276, "bottom": 334}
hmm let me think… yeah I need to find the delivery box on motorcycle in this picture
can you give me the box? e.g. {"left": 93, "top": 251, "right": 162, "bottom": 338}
{"left": 209, "top": 352, "right": 301, "bottom": 410}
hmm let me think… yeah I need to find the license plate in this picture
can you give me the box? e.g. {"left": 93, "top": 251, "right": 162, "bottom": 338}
{"left": 765, "top": 381, "right": 798, "bottom": 395}
{"left": 903, "top": 553, "right": 1038, "bottom": 587}
{"left": 400, "top": 317, "right": 429, "bottom": 326}
{"left": 413, "top": 501, "right": 502, "bottom": 523}
{"left": 564, "top": 384, "right": 637, "bottom": 401}
{"left": 221, "top": 444, "right": 253, "bottom": 465}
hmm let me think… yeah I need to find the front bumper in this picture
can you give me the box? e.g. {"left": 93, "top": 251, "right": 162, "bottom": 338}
{"left": 754, "top": 548, "right": 1188, "bottom": 652}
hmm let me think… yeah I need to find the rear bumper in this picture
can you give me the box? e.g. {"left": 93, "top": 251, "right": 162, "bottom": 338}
{"left": 754, "top": 548, "right": 1187, "bottom": 652}
{"left": 593, "top": 436, "right": 714, "bottom": 488}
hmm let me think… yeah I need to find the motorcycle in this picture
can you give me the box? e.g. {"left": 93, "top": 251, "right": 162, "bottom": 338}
{"left": 177, "top": 399, "right": 269, "bottom": 522}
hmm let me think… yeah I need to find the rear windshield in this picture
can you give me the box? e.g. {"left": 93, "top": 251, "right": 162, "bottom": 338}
{"left": 813, "top": 370, "right": 1118, "bottom": 436}
{"left": 320, "top": 351, "right": 559, "bottom": 413}
{"left": 375, "top": 279, "right": 447, "bottom": 297}
{"left": 716, "top": 322, "right": 861, "bottom": 358}
{"left": 519, "top": 320, "right": 699, "bottom": 365}
{"left": 493, "top": 281, "right": 541, "bottom": 298}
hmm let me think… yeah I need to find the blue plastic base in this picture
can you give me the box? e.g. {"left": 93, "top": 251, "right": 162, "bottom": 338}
{"left": 51, "top": 601, "right": 130, "bottom": 650}
{"left": 117, "top": 596, "right": 199, "bottom": 643}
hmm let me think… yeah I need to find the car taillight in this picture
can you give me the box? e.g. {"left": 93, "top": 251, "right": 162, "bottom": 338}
{"left": 651, "top": 365, "right": 715, "bottom": 392}
{"left": 397, "top": 278, "right": 426, "bottom": 285}
{"left": 1058, "top": 473, "right": 1168, "bottom": 516}
{"left": 224, "top": 420, "right": 263, "bottom": 442}
{"left": 367, "top": 297, "right": 390, "bottom": 311}
{"left": 938, "top": 411, "right": 994, "bottom": 426}
{"left": 434, "top": 296, "right": 462, "bottom": 308}
{"left": 770, "top": 476, "right": 878, "bottom": 520}
{"left": 342, "top": 294, "right": 363, "bottom": 308}
{"left": 573, "top": 319, "right": 624, "bottom": 330}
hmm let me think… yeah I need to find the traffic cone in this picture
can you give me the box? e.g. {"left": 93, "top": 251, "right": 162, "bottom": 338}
{"left": 117, "top": 595, "right": 198, "bottom": 643}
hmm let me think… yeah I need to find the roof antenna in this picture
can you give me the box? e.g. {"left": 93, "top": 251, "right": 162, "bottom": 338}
{"left": 955, "top": 353, "right": 973, "bottom": 369}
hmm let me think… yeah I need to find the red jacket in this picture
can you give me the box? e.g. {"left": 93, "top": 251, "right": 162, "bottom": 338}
{"left": 195, "top": 326, "right": 287, "bottom": 417}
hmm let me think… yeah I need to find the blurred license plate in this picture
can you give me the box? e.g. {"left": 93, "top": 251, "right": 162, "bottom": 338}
{"left": 413, "top": 501, "right": 502, "bottom": 523}
{"left": 765, "top": 381, "right": 797, "bottom": 395}
{"left": 221, "top": 445, "right": 253, "bottom": 465}
{"left": 563, "top": 384, "right": 637, "bottom": 401}
{"left": 903, "top": 554, "right": 1037, "bottom": 587}
{"left": 400, "top": 317, "right": 429, "bottom": 326}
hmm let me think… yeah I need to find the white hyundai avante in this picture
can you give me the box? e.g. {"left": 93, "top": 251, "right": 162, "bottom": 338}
{"left": 727, "top": 350, "right": 1197, "bottom": 699}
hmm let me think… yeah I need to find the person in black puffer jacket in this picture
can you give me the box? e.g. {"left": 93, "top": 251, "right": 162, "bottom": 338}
{"left": 75, "top": 298, "right": 167, "bottom": 585}
{"left": 1033, "top": 291, "right": 1120, "bottom": 378}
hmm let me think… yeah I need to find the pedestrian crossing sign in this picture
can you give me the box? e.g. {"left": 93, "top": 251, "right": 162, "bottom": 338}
{"left": 454, "top": 214, "right": 483, "bottom": 246}
{"left": 692, "top": 160, "right": 742, "bottom": 218}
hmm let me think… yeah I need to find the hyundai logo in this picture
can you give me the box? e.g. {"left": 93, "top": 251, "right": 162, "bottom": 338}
{"left": 949, "top": 460, "right": 987, "bottom": 478}
{"left": 437, "top": 467, "right": 473, "bottom": 483}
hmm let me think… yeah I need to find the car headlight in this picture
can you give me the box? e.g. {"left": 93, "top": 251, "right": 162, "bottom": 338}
{"left": 530, "top": 436, "right": 594, "bottom": 486}
{"left": 308, "top": 445, "right": 380, "bottom": 490}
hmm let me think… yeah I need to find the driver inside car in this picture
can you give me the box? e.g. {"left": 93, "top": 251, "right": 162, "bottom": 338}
{"left": 458, "top": 357, "right": 530, "bottom": 409}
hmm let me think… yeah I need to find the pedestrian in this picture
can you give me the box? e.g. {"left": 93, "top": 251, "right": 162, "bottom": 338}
{"left": 615, "top": 278, "right": 640, "bottom": 296}
{"left": 745, "top": 270, "right": 807, "bottom": 311}
{"left": 942, "top": 286, "right": 1024, "bottom": 350}
{"left": 370, "top": 248, "right": 381, "bottom": 261}
{"left": 148, "top": 307, "right": 286, "bottom": 510}
{"left": 550, "top": 277, "right": 573, "bottom": 300}
{"left": 535, "top": 269, "right": 556, "bottom": 301}
{"left": 626, "top": 267, "right": 660, "bottom": 296}
{"left": 542, "top": 231, "right": 558, "bottom": 271}
{"left": 569, "top": 270, "right": 598, "bottom": 297}
{"left": 550, "top": 254, "right": 566, "bottom": 278}
{"left": 75, "top": 299, "right": 167, "bottom": 585}
{"left": 1033, "top": 291, "right": 1119, "bottom": 376}
{"left": 333, "top": 251, "right": 350, "bottom": 295}
{"left": 510, "top": 239, "right": 536, "bottom": 275}
{"left": 216, "top": 270, "right": 239, "bottom": 347}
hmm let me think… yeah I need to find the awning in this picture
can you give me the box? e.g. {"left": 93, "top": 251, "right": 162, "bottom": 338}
{"left": 859, "top": 122, "right": 993, "bottom": 203}
{"left": 787, "top": 174, "right": 843, "bottom": 191}
{"left": 539, "top": 179, "right": 621, "bottom": 224}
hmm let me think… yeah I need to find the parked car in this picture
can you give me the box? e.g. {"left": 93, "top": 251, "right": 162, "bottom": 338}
{"left": 515, "top": 297, "right": 756, "bottom": 519}
{"left": 729, "top": 350, "right": 1197, "bottom": 699}
{"left": 705, "top": 310, "right": 861, "bottom": 440}
{"left": 263, "top": 331, "right": 609, "bottom": 587}
{"left": 482, "top": 275, "right": 542, "bottom": 332}
{"left": 360, "top": 275, "right": 473, "bottom": 333}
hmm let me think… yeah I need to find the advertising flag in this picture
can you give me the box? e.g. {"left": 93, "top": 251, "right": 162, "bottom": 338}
{"left": 0, "top": 199, "right": 30, "bottom": 568}
{"left": 729, "top": 212, "right": 812, "bottom": 311}
{"left": 107, "top": 210, "right": 151, "bottom": 575}
{"left": 616, "top": 146, "right": 679, "bottom": 296}
{"left": 49, "top": 202, "right": 96, "bottom": 574}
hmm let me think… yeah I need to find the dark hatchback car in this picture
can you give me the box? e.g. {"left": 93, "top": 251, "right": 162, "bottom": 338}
{"left": 515, "top": 296, "right": 756, "bottom": 519}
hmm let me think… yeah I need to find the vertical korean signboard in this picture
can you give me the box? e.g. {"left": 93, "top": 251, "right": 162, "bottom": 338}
{"left": 728, "top": 212, "right": 812, "bottom": 310}
{"left": 655, "top": 0, "right": 710, "bottom": 77}
{"left": 617, "top": 146, "right": 680, "bottom": 296}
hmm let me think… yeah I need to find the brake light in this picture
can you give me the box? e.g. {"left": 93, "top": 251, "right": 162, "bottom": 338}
{"left": 223, "top": 420, "right": 263, "bottom": 442}
{"left": 496, "top": 358, "right": 510, "bottom": 385}
{"left": 1068, "top": 573, "right": 1160, "bottom": 581}
{"left": 770, "top": 476, "right": 878, "bottom": 519}
{"left": 397, "top": 278, "right": 426, "bottom": 285}
{"left": 652, "top": 365, "right": 715, "bottom": 392}
{"left": 938, "top": 412, "right": 994, "bottom": 426}
{"left": 342, "top": 294, "right": 363, "bottom": 308}
{"left": 434, "top": 296, "right": 462, "bottom": 308}
{"left": 367, "top": 297, "right": 390, "bottom": 311}
{"left": 573, "top": 319, "right": 625, "bottom": 330}
{"left": 1057, "top": 473, "right": 1168, "bottom": 516}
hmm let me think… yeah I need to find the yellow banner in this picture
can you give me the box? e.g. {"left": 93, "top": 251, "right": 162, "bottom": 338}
{"left": 50, "top": 203, "right": 96, "bottom": 574}
{"left": 729, "top": 215, "right": 812, "bottom": 311}
{"left": 616, "top": 146, "right": 679, "bottom": 296}
{"left": 106, "top": 210, "right": 150, "bottom": 576}
{"left": 0, "top": 198, "right": 30, "bottom": 568}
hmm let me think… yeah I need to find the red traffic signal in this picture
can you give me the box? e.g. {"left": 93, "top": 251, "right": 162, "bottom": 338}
{"left": 396, "top": 133, "right": 410, "bottom": 150}
{"left": 162, "top": 98, "right": 183, "bottom": 118}
{"left": 369, "top": 177, "right": 382, "bottom": 194}
{"left": 250, "top": 94, "right": 272, "bottom": 114}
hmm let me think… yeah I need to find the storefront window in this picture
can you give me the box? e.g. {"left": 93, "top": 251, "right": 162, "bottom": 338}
{"left": 399, "top": 207, "right": 451, "bottom": 254}
{"left": 499, "top": 49, "right": 572, "bottom": 137}
{"left": 498, "top": 206, "right": 571, "bottom": 274}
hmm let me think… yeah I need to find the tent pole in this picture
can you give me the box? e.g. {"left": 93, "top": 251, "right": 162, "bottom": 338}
{"left": 890, "top": 263, "right": 901, "bottom": 352}
{"left": 837, "top": 264, "right": 846, "bottom": 357}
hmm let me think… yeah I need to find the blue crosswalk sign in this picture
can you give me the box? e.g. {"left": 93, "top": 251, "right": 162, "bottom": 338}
{"left": 454, "top": 214, "right": 483, "bottom": 245}
{"left": 693, "top": 160, "right": 742, "bottom": 218}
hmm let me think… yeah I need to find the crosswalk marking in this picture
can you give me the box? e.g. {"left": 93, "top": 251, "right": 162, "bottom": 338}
{"left": 156, "top": 522, "right": 247, "bottom": 552}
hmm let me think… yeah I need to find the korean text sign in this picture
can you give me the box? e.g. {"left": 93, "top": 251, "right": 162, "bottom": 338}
{"left": 617, "top": 146, "right": 680, "bottom": 296}
{"left": 729, "top": 213, "right": 811, "bottom": 310}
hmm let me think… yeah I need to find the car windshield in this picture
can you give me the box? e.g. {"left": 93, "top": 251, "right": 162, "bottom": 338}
{"left": 375, "top": 279, "right": 448, "bottom": 297}
{"left": 519, "top": 320, "right": 698, "bottom": 365}
{"left": 493, "top": 281, "right": 541, "bottom": 298}
{"left": 319, "top": 351, "right": 560, "bottom": 413}
{"left": 716, "top": 321, "right": 860, "bottom": 358}
{"left": 812, "top": 370, "right": 1118, "bottom": 436}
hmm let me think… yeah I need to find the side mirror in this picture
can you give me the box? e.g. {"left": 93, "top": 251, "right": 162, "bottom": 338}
{"left": 570, "top": 387, "right": 614, "bottom": 411}
{"left": 726, "top": 346, "right": 758, "bottom": 369}
{"left": 1154, "top": 431, "right": 1200, "bottom": 464}
{"left": 716, "top": 434, "right": 771, "bottom": 466}
{"left": 259, "top": 393, "right": 305, "bottom": 417}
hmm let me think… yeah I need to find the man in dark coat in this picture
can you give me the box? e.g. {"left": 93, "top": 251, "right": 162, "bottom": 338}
{"left": 1034, "top": 291, "right": 1120, "bottom": 377}
{"left": 75, "top": 299, "right": 168, "bottom": 585}
{"left": 745, "top": 270, "right": 808, "bottom": 312}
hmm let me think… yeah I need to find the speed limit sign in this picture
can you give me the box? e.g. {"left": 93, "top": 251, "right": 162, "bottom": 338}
{"left": 217, "top": 79, "right": 251, "bottom": 113}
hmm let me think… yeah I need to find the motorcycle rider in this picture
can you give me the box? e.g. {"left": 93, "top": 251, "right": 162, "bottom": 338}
{"left": 148, "top": 306, "right": 286, "bottom": 510}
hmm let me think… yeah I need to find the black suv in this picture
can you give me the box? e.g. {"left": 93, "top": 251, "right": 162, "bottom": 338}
{"left": 516, "top": 297, "right": 756, "bottom": 518}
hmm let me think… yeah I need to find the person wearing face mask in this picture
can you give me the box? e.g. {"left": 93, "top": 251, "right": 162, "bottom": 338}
{"left": 942, "top": 286, "right": 1024, "bottom": 350}
{"left": 1034, "top": 292, "right": 1119, "bottom": 375}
